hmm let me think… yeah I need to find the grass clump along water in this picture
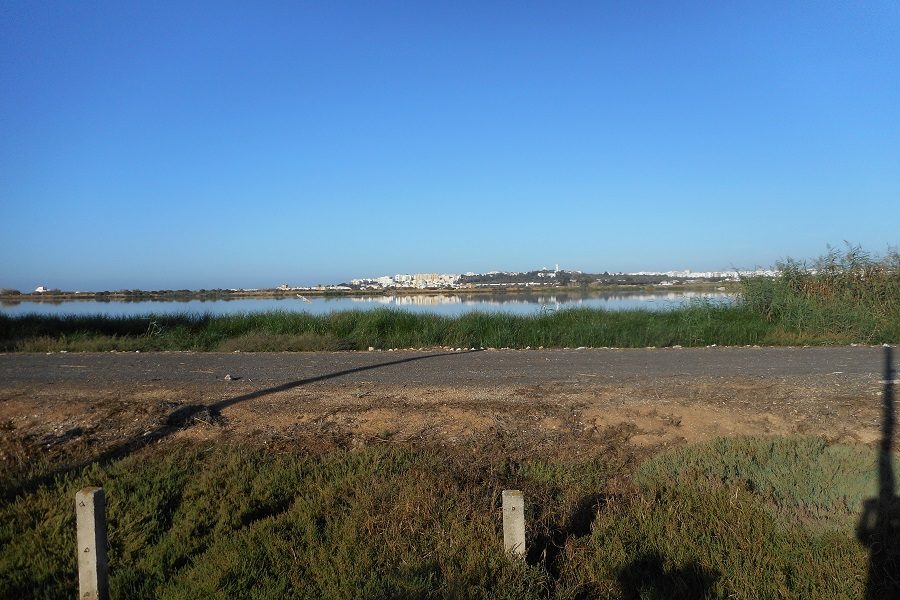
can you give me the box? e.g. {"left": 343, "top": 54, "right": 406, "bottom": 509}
{"left": 741, "top": 244, "right": 899, "bottom": 344}
{"left": 1, "top": 245, "right": 897, "bottom": 351}
{"left": 0, "top": 304, "right": 770, "bottom": 352}
{"left": 0, "top": 437, "right": 888, "bottom": 599}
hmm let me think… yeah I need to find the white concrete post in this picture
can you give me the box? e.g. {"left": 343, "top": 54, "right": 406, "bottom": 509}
{"left": 75, "top": 487, "right": 109, "bottom": 600}
{"left": 502, "top": 489, "right": 525, "bottom": 558}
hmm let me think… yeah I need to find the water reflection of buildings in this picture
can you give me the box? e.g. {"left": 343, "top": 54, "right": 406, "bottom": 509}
{"left": 348, "top": 295, "right": 464, "bottom": 306}
{"left": 345, "top": 291, "right": 731, "bottom": 307}
{"left": 589, "top": 291, "right": 729, "bottom": 302}
{"left": 0, "top": 291, "right": 738, "bottom": 318}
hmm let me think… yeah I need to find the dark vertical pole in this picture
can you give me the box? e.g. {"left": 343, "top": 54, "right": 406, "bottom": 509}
{"left": 861, "top": 346, "right": 897, "bottom": 599}
{"left": 877, "top": 346, "right": 895, "bottom": 520}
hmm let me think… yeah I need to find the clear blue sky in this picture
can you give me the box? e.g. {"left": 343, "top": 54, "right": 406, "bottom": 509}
{"left": 2, "top": 1, "right": 898, "bottom": 291}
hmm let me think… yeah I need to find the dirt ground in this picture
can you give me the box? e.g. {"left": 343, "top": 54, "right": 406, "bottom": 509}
{"left": 0, "top": 370, "right": 890, "bottom": 468}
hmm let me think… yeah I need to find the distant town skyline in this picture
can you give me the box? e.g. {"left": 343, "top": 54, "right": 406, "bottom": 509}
{"left": 2, "top": 3, "right": 898, "bottom": 292}
{"left": 8, "top": 265, "right": 781, "bottom": 294}
{"left": 1, "top": 247, "right": 893, "bottom": 292}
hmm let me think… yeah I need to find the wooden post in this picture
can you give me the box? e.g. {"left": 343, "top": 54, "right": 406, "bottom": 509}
{"left": 75, "top": 487, "right": 108, "bottom": 600}
{"left": 502, "top": 489, "right": 525, "bottom": 558}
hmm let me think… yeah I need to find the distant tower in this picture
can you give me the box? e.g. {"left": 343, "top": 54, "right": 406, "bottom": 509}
{"left": 555, "top": 263, "right": 560, "bottom": 273}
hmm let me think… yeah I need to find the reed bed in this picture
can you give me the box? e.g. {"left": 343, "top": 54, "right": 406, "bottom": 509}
{"left": 742, "top": 245, "right": 899, "bottom": 344}
{"left": 0, "top": 304, "right": 771, "bottom": 351}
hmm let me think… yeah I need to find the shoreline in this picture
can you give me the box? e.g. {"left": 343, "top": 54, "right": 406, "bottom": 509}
{"left": 0, "top": 281, "right": 738, "bottom": 303}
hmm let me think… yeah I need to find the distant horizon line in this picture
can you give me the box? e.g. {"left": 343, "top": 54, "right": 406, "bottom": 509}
{"left": 3, "top": 266, "right": 784, "bottom": 295}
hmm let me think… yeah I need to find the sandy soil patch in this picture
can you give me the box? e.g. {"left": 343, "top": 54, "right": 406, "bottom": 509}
{"left": 0, "top": 371, "right": 888, "bottom": 466}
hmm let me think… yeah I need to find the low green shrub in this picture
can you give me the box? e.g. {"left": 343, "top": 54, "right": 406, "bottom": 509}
{"left": 1, "top": 437, "right": 884, "bottom": 599}
{"left": 559, "top": 482, "right": 866, "bottom": 598}
{"left": 637, "top": 436, "right": 899, "bottom": 529}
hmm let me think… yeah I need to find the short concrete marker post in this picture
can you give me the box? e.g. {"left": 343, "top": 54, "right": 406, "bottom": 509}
{"left": 75, "top": 487, "right": 109, "bottom": 600}
{"left": 502, "top": 489, "right": 525, "bottom": 559}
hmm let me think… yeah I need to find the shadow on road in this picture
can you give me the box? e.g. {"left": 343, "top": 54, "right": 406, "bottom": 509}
{"left": 857, "top": 345, "right": 900, "bottom": 599}
{"left": 6, "top": 350, "right": 478, "bottom": 500}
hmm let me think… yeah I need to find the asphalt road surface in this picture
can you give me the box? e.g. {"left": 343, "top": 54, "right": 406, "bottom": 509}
{"left": 0, "top": 346, "right": 895, "bottom": 388}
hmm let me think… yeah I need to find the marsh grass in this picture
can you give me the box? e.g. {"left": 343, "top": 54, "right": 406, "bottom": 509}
{"left": 0, "top": 303, "right": 775, "bottom": 352}
{"left": 0, "top": 438, "right": 879, "bottom": 599}
{"left": 0, "top": 444, "right": 587, "bottom": 599}
{"left": 742, "top": 244, "right": 900, "bottom": 344}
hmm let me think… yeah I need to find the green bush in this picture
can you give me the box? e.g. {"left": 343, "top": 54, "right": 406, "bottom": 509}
{"left": 559, "top": 482, "right": 866, "bottom": 598}
{"left": 637, "top": 436, "right": 899, "bottom": 529}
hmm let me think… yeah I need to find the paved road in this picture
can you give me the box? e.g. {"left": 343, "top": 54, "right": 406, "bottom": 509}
{"left": 0, "top": 346, "right": 895, "bottom": 387}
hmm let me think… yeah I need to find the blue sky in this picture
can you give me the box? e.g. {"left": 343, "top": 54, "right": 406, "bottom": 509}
{"left": 1, "top": 1, "right": 898, "bottom": 290}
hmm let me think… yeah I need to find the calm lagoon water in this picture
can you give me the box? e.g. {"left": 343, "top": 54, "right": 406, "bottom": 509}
{"left": 0, "top": 291, "right": 735, "bottom": 318}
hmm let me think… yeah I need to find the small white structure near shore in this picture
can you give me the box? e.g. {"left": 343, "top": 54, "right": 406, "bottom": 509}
{"left": 34, "top": 286, "right": 49, "bottom": 293}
